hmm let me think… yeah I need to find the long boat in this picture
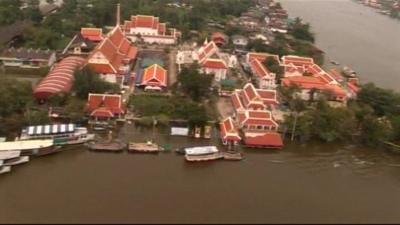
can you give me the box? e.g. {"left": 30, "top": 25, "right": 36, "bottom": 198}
{"left": 128, "top": 141, "right": 164, "bottom": 153}
{"left": 86, "top": 140, "right": 126, "bottom": 152}
{"left": 185, "top": 152, "right": 224, "bottom": 162}
{"left": 0, "top": 139, "right": 59, "bottom": 156}
{"left": 184, "top": 146, "right": 219, "bottom": 156}
{"left": 19, "top": 124, "right": 95, "bottom": 146}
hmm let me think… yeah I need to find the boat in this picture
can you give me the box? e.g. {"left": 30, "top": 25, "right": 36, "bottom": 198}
{"left": 204, "top": 125, "right": 212, "bottom": 139}
{"left": 128, "top": 141, "right": 164, "bottom": 153}
{"left": 185, "top": 152, "right": 224, "bottom": 162}
{"left": 86, "top": 140, "right": 126, "bottom": 152}
{"left": 330, "top": 60, "right": 340, "bottom": 65}
{"left": 4, "top": 156, "right": 29, "bottom": 166}
{"left": 0, "top": 151, "right": 29, "bottom": 166}
{"left": 184, "top": 146, "right": 219, "bottom": 156}
{"left": 175, "top": 147, "right": 186, "bottom": 155}
{"left": 0, "top": 139, "right": 59, "bottom": 156}
{"left": 20, "top": 124, "right": 95, "bottom": 146}
{"left": 0, "top": 166, "right": 11, "bottom": 175}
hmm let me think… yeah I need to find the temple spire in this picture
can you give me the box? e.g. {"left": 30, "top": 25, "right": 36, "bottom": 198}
{"left": 116, "top": 3, "right": 121, "bottom": 26}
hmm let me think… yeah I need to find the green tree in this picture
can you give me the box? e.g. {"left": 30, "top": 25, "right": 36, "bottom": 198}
{"left": 177, "top": 64, "right": 213, "bottom": 101}
{"left": 73, "top": 68, "right": 120, "bottom": 100}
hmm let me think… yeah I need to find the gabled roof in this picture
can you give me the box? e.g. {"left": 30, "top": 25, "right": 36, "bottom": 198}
{"left": 258, "top": 89, "right": 279, "bottom": 105}
{"left": 34, "top": 56, "right": 86, "bottom": 100}
{"left": 133, "top": 15, "right": 159, "bottom": 29}
{"left": 231, "top": 91, "right": 245, "bottom": 112}
{"left": 250, "top": 58, "right": 273, "bottom": 80}
{"left": 87, "top": 93, "right": 125, "bottom": 117}
{"left": 247, "top": 52, "right": 280, "bottom": 64}
{"left": 282, "top": 76, "right": 347, "bottom": 98}
{"left": 141, "top": 64, "right": 167, "bottom": 87}
{"left": 86, "top": 26, "right": 138, "bottom": 74}
{"left": 202, "top": 58, "right": 227, "bottom": 70}
{"left": 81, "top": 28, "right": 103, "bottom": 42}
{"left": 238, "top": 110, "right": 279, "bottom": 128}
{"left": 244, "top": 132, "right": 283, "bottom": 148}
{"left": 198, "top": 41, "right": 219, "bottom": 63}
{"left": 220, "top": 117, "right": 241, "bottom": 142}
{"left": 282, "top": 55, "right": 314, "bottom": 67}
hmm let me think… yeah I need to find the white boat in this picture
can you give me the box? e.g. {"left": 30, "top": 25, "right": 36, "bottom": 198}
{"left": 0, "top": 166, "right": 11, "bottom": 174}
{"left": 0, "top": 151, "right": 21, "bottom": 160}
{"left": 4, "top": 156, "right": 30, "bottom": 166}
{"left": 20, "top": 124, "right": 95, "bottom": 146}
{"left": 0, "top": 139, "right": 57, "bottom": 156}
{"left": 184, "top": 146, "right": 219, "bottom": 156}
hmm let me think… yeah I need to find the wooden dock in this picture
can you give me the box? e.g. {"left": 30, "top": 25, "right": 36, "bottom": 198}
{"left": 222, "top": 152, "right": 244, "bottom": 161}
{"left": 128, "top": 142, "right": 163, "bottom": 153}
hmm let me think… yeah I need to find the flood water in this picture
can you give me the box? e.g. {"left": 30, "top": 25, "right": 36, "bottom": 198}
{"left": 2, "top": 0, "right": 400, "bottom": 223}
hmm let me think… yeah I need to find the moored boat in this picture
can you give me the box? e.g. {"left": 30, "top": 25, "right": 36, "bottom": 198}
{"left": 0, "top": 139, "right": 58, "bottom": 156}
{"left": 128, "top": 141, "right": 163, "bottom": 153}
{"left": 20, "top": 124, "right": 95, "bottom": 146}
{"left": 184, "top": 146, "right": 219, "bottom": 156}
{"left": 86, "top": 140, "right": 126, "bottom": 152}
{"left": 185, "top": 152, "right": 224, "bottom": 162}
{"left": 4, "top": 156, "right": 30, "bottom": 166}
{"left": 0, "top": 151, "right": 29, "bottom": 166}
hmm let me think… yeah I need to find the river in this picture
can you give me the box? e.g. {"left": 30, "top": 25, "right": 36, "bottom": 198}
{"left": 280, "top": 0, "right": 400, "bottom": 91}
{"left": 2, "top": 0, "right": 400, "bottom": 223}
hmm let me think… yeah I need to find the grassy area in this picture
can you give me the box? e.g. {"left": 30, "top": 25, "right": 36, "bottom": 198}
{"left": 129, "top": 94, "right": 216, "bottom": 126}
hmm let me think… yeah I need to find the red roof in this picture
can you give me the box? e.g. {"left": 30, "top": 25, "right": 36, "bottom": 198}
{"left": 81, "top": 28, "right": 103, "bottom": 42}
{"left": 34, "top": 56, "right": 86, "bottom": 100}
{"left": 282, "top": 55, "right": 314, "bottom": 67}
{"left": 202, "top": 58, "right": 227, "bottom": 69}
{"left": 282, "top": 76, "right": 347, "bottom": 98}
{"left": 244, "top": 132, "right": 283, "bottom": 149}
{"left": 231, "top": 91, "right": 245, "bottom": 111}
{"left": 258, "top": 89, "right": 279, "bottom": 105}
{"left": 198, "top": 41, "right": 219, "bottom": 63}
{"left": 87, "top": 26, "right": 138, "bottom": 75}
{"left": 238, "top": 110, "right": 279, "bottom": 128}
{"left": 212, "top": 32, "right": 227, "bottom": 46}
{"left": 87, "top": 94, "right": 125, "bottom": 118}
{"left": 220, "top": 117, "right": 241, "bottom": 142}
{"left": 329, "top": 69, "right": 344, "bottom": 82}
{"left": 250, "top": 58, "right": 273, "bottom": 79}
{"left": 141, "top": 64, "right": 167, "bottom": 87}
{"left": 247, "top": 52, "right": 280, "bottom": 64}
{"left": 134, "top": 15, "right": 157, "bottom": 28}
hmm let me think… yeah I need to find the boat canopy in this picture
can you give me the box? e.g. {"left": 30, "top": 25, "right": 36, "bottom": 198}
{"left": 26, "top": 124, "right": 76, "bottom": 136}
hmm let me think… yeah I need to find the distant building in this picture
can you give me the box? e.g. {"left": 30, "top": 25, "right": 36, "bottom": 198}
{"left": 231, "top": 35, "right": 249, "bottom": 48}
{"left": 211, "top": 32, "right": 228, "bottom": 47}
{"left": 33, "top": 56, "right": 86, "bottom": 101}
{"left": 86, "top": 93, "right": 126, "bottom": 121}
{"left": 231, "top": 83, "right": 279, "bottom": 114}
{"left": 0, "top": 47, "right": 56, "bottom": 69}
{"left": 140, "top": 64, "right": 168, "bottom": 91}
{"left": 86, "top": 26, "right": 138, "bottom": 86}
{"left": 123, "top": 15, "right": 181, "bottom": 45}
{"left": 219, "top": 117, "right": 241, "bottom": 146}
{"left": 197, "top": 41, "right": 228, "bottom": 82}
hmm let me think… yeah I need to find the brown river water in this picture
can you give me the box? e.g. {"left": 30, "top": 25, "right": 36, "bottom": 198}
{"left": 2, "top": 0, "right": 400, "bottom": 223}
